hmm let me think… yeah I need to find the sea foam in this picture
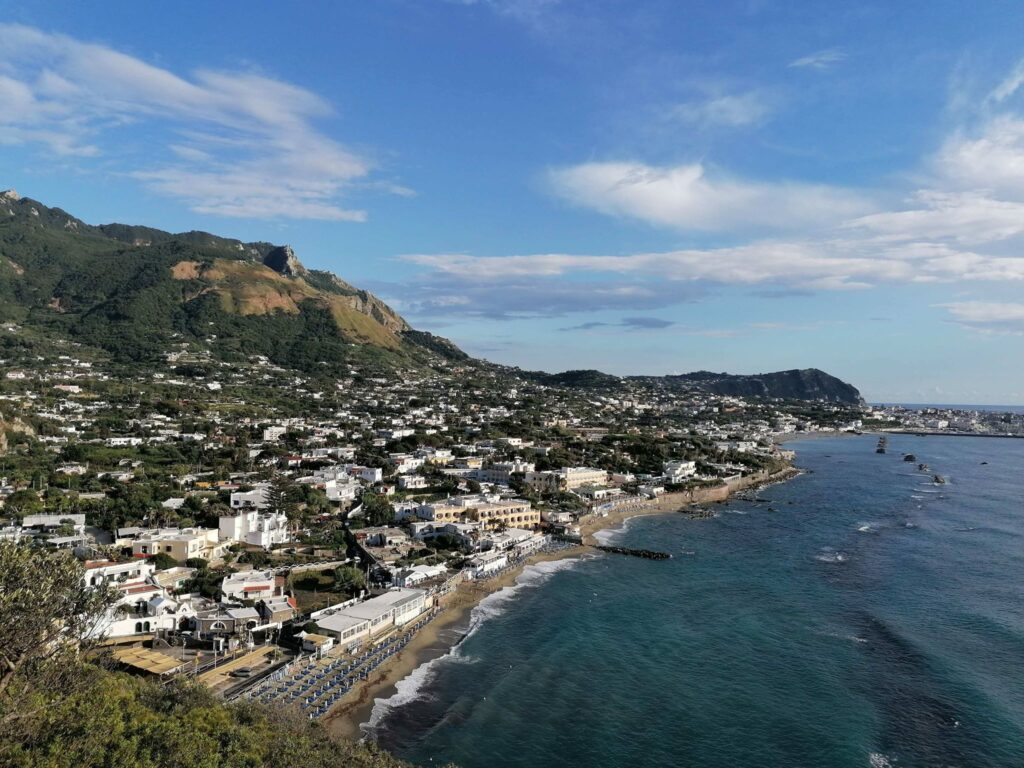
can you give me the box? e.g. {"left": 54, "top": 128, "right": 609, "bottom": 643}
{"left": 591, "top": 515, "right": 638, "bottom": 546}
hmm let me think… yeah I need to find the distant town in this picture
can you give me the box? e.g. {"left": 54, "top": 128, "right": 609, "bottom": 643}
{"left": 1, "top": 324, "right": 1021, "bottom": 725}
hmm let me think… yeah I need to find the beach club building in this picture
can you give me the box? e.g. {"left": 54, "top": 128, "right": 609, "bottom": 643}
{"left": 465, "top": 549, "right": 508, "bottom": 580}
{"left": 314, "top": 588, "right": 431, "bottom": 647}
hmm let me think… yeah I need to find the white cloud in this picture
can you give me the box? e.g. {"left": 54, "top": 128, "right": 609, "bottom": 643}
{"left": 846, "top": 190, "right": 1024, "bottom": 244}
{"left": 669, "top": 90, "right": 773, "bottom": 128}
{"left": 987, "top": 61, "right": 1024, "bottom": 104}
{"left": 401, "top": 235, "right": 1024, "bottom": 306}
{"left": 0, "top": 23, "right": 397, "bottom": 220}
{"left": 942, "top": 301, "right": 1024, "bottom": 332}
{"left": 936, "top": 116, "right": 1024, "bottom": 197}
{"left": 548, "top": 161, "right": 872, "bottom": 233}
{"left": 788, "top": 48, "right": 847, "bottom": 70}
{"left": 517, "top": 60, "right": 1024, "bottom": 317}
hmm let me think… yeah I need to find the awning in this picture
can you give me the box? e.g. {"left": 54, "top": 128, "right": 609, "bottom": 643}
{"left": 112, "top": 647, "right": 186, "bottom": 675}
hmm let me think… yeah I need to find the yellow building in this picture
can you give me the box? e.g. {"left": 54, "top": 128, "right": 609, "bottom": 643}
{"left": 472, "top": 500, "right": 540, "bottom": 530}
{"left": 420, "top": 497, "right": 539, "bottom": 530}
{"left": 130, "top": 527, "right": 226, "bottom": 562}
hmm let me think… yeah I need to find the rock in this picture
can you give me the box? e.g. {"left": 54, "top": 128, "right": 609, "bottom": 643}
{"left": 263, "top": 245, "right": 308, "bottom": 277}
{"left": 0, "top": 189, "right": 20, "bottom": 201}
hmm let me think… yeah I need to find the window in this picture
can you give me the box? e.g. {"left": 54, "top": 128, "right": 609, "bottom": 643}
{"left": 135, "top": 622, "right": 143, "bottom": 633}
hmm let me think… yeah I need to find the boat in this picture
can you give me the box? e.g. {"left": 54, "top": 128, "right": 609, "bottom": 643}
{"left": 876, "top": 436, "right": 888, "bottom": 454}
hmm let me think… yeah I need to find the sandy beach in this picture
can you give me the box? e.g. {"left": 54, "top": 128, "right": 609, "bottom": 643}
{"left": 322, "top": 546, "right": 587, "bottom": 741}
{"left": 322, "top": 466, "right": 798, "bottom": 742}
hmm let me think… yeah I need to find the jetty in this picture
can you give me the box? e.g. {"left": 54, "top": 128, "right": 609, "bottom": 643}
{"left": 594, "top": 545, "right": 672, "bottom": 560}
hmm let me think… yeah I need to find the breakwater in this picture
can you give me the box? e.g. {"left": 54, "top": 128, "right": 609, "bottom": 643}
{"left": 593, "top": 545, "right": 672, "bottom": 560}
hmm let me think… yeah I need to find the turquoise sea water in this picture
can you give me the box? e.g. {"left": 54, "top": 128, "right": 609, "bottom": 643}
{"left": 370, "top": 435, "right": 1024, "bottom": 767}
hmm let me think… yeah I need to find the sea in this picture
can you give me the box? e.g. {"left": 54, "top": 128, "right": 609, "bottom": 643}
{"left": 879, "top": 404, "right": 1024, "bottom": 415}
{"left": 368, "top": 434, "right": 1024, "bottom": 767}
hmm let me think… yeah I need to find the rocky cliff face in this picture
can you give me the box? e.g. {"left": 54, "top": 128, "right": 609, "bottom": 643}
{"left": 262, "top": 245, "right": 308, "bottom": 277}
{"left": 0, "top": 416, "right": 35, "bottom": 456}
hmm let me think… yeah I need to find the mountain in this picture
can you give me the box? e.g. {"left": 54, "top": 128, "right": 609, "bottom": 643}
{"left": 520, "top": 365, "right": 861, "bottom": 404}
{"left": 530, "top": 369, "right": 623, "bottom": 389}
{"left": 0, "top": 190, "right": 465, "bottom": 373}
{"left": 639, "top": 368, "right": 864, "bottom": 404}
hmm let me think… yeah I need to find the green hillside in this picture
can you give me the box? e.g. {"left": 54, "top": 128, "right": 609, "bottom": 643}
{"left": 0, "top": 190, "right": 464, "bottom": 374}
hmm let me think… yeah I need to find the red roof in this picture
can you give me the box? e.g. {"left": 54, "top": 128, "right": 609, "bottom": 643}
{"left": 122, "top": 584, "right": 160, "bottom": 595}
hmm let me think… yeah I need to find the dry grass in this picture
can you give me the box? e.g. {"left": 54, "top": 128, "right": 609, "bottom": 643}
{"left": 169, "top": 260, "right": 202, "bottom": 280}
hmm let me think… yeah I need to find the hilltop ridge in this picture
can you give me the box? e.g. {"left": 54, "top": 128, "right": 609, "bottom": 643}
{"left": 522, "top": 366, "right": 862, "bottom": 405}
{"left": 0, "top": 191, "right": 463, "bottom": 373}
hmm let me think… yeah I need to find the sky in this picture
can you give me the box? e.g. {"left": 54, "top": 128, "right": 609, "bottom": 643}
{"left": 2, "top": 1, "right": 1024, "bottom": 404}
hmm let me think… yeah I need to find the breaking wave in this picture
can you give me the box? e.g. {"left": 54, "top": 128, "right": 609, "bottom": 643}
{"left": 364, "top": 556, "right": 586, "bottom": 734}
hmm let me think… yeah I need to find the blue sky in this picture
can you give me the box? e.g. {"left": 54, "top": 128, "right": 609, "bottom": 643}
{"left": 2, "top": 1, "right": 1024, "bottom": 404}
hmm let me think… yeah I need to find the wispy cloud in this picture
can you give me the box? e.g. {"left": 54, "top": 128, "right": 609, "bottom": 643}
{"left": 402, "top": 238, "right": 1024, "bottom": 294}
{"left": 987, "top": 61, "right": 1024, "bottom": 104}
{"left": 846, "top": 190, "right": 1024, "bottom": 245}
{"left": 375, "top": 272, "right": 705, "bottom": 319}
{"left": 668, "top": 90, "right": 773, "bottom": 129}
{"left": 941, "top": 301, "right": 1024, "bottom": 333}
{"left": 788, "top": 48, "right": 847, "bottom": 70}
{"left": 0, "top": 23, "right": 401, "bottom": 220}
{"left": 560, "top": 316, "right": 676, "bottom": 332}
{"left": 547, "top": 161, "right": 871, "bottom": 233}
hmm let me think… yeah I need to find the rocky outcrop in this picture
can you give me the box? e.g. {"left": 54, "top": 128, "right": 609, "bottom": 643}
{"left": 0, "top": 416, "right": 35, "bottom": 456}
{"left": 263, "top": 245, "right": 308, "bottom": 277}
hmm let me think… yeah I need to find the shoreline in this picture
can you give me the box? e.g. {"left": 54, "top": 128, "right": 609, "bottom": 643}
{"left": 322, "top": 464, "right": 801, "bottom": 743}
{"left": 321, "top": 546, "right": 587, "bottom": 741}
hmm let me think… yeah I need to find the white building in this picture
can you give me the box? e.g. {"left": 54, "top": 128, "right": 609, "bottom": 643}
{"left": 82, "top": 559, "right": 155, "bottom": 589}
{"left": 324, "top": 477, "right": 359, "bottom": 502}
{"left": 230, "top": 484, "right": 270, "bottom": 510}
{"left": 218, "top": 509, "right": 290, "bottom": 549}
{"left": 220, "top": 570, "right": 281, "bottom": 602}
{"left": 474, "top": 459, "right": 535, "bottom": 485}
{"left": 398, "top": 474, "right": 429, "bottom": 490}
{"left": 526, "top": 467, "right": 608, "bottom": 492}
{"left": 106, "top": 436, "right": 143, "bottom": 447}
{"left": 315, "top": 588, "right": 430, "bottom": 646}
{"left": 263, "top": 425, "right": 286, "bottom": 442}
{"left": 82, "top": 560, "right": 195, "bottom": 639}
{"left": 393, "top": 563, "right": 447, "bottom": 588}
{"left": 663, "top": 460, "right": 697, "bottom": 482}
{"left": 390, "top": 454, "right": 425, "bottom": 475}
{"left": 465, "top": 550, "right": 508, "bottom": 579}
{"left": 481, "top": 528, "right": 547, "bottom": 555}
